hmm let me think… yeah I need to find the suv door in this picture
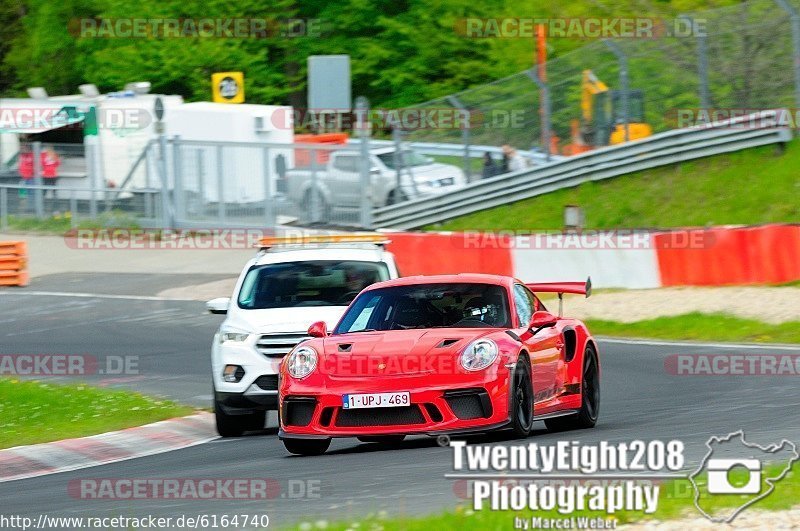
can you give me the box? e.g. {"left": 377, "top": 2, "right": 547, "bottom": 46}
{"left": 328, "top": 153, "right": 361, "bottom": 207}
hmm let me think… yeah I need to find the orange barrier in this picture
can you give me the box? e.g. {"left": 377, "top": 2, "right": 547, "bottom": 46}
{"left": 0, "top": 241, "right": 28, "bottom": 287}
{"left": 654, "top": 224, "right": 800, "bottom": 286}
{"left": 294, "top": 133, "right": 350, "bottom": 168}
{"left": 386, "top": 232, "right": 513, "bottom": 277}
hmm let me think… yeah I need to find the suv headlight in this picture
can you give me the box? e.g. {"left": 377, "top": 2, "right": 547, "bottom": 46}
{"left": 286, "top": 346, "right": 318, "bottom": 379}
{"left": 460, "top": 339, "right": 498, "bottom": 371}
{"left": 218, "top": 327, "right": 250, "bottom": 344}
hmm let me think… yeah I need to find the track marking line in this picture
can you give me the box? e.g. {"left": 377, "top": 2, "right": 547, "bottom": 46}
{"left": 0, "top": 290, "right": 196, "bottom": 302}
{"left": 598, "top": 336, "right": 800, "bottom": 351}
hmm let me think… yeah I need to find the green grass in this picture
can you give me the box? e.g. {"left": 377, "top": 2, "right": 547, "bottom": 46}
{"left": 431, "top": 141, "right": 800, "bottom": 231}
{"left": 2, "top": 211, "right": 141, "bottom": 234}
{"left": 286, "top": 461, "right": 799, "bottom": 530}
{"left": 586, "top": 312, "right": 800, "bottom": 344}
{"left": 0, "top": 378, "right": 194, "bottom": 449}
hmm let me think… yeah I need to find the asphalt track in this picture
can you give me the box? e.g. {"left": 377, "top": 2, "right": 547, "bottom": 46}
{"left": 1, "top": 273, "right": 799, "bottom": 528}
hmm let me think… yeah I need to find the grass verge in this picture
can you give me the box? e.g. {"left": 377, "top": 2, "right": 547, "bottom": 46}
{"left": 429, "top": 141, "right": 800, "bottom": 231}
{"left": 0, "top": 378, "right": 194, "bottom": 449}
{"left": 287, "top": 462, "right": 799, "bottom": 530}
{"left": 586, "top": 312, "right": 800, "bottom": 344}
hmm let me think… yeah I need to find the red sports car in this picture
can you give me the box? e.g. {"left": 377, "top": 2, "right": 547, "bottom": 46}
{"left": 278, "top": 274, "right": 600, "bottom": 455}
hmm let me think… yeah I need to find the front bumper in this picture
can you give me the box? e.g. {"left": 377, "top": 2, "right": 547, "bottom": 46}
{"left": 280, "top": 371, "right": 512, "bottom": 439}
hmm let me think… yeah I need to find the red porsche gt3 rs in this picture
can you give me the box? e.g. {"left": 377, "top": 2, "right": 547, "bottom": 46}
{"left": 278, "top": 274, "right": 600, "bottom": 455}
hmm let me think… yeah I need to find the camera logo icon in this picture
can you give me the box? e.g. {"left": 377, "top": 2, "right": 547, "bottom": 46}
{"left": 706, "top": 458, "right": 761, "bottom": 494}
{"left": 690, "top": 430, "right": 799, "bottom": 523}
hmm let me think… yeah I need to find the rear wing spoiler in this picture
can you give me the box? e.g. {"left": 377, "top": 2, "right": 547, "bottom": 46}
{"left": 525, "top": 277, "right": 591, "bottom": 316}
{"left": 525, "top": 277, "right": 592, "bottom": 298}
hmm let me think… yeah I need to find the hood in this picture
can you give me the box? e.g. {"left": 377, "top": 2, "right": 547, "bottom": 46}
{"left": 319, "top": 328, "right": 490, "bottom": 377}
{"left": 225, "top": 306, "right": 346, "bottom": 334}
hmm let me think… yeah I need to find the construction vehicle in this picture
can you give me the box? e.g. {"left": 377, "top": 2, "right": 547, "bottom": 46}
{"left": 562, "top": 70, "right": 652, "bottom": 156}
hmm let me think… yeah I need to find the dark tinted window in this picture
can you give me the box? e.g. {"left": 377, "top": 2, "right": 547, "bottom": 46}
{"left": 237, "top": 261, "right": 390, "bottom": 309}
{"left": 335, "top": 283, "right": 511, "bottom": 333}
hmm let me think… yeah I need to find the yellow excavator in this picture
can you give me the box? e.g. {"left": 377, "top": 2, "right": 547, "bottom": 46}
{"left": 563, "top": 70, "right": 652, "bottom": 155}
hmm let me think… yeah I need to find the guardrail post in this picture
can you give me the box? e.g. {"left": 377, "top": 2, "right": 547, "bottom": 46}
{"left": 603, "top": 40, "right": 630, "bottom": 143}
{"left": 355, "top": 96, "right": 372, "bottom": 228}
{"left": 85, "top": 137, "right": 99, "bottom": 218}
{"left": 525, "top": 69, "right": 552, "bottom": 162}
{"left": 775, "top": 0, "right": 800, "bottom": 112}
{"left": 32, "top": 141, "right": 44, "bottom": 218}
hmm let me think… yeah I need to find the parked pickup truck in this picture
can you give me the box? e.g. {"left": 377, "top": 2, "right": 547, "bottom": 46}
{"left": 282, "top": 146, "right": 465, "bottom": 217}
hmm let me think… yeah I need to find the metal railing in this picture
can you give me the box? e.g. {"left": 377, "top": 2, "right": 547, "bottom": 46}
{"left": 372, "top": 110, "right": 794, "bottom": 229}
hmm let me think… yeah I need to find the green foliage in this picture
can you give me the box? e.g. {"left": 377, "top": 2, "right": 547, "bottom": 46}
{"left": 0, "top": 0, "right": 745, "bottom": 107}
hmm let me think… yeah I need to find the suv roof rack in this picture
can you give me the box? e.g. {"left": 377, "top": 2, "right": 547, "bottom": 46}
{"left": 257, "top": 234, "right": 391, "bottom": 251}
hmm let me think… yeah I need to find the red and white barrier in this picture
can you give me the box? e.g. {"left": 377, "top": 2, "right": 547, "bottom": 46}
{"left": 385, "top": 224, "right": 800, "bottom": 289}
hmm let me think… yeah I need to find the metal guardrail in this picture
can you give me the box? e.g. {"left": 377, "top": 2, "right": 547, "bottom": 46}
{"left": 348, "top": 139, "right": 564, "bottom": 166}
{"left": 372, "top": 110, "right": 794, "bottom": 229}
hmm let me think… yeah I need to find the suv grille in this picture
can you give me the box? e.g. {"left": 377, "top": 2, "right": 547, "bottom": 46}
{"left": 255, "top": 333, "right": 310, "bottom": 358}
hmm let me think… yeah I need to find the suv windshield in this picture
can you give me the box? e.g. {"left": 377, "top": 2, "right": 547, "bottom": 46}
{"left": 238, "top": 261, "right": 390, "bottom": 309}
{"left": 376, "top": 150, "right": 431, "bottom": 170}
{"left": 335, "top": 283, "right": 511, "bottom": 333}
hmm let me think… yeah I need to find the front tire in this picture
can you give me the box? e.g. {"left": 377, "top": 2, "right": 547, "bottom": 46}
{"left": 509, "top": 356, "right": 534, "bottom": 438}
{"left": 545, "top": 344, "right": 600, "bottom": 432}
{"left": 283, "top": 438, "right": 331, "bottom": 456}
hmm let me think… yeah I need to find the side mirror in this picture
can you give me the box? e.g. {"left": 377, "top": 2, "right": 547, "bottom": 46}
{"left": 529, "top": 310, "right": 558, "bottom": 330}
{"left": 307, "top": 321, "right": 328, "bottom": 338}
{"left": 206, "top": 297, "right": 230, "bottom": 315}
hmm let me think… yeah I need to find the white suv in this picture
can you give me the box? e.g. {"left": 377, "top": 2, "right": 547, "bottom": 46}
{"left": 207, "top": 237, "right": 400, "bottom": 437}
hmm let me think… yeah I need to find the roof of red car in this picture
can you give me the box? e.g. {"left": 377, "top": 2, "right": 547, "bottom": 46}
{"left": 366, "top": 273, "right": 513, "bottom": 291}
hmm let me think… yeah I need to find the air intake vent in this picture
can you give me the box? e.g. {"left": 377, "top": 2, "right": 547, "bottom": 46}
{"left": 437, "top": 339, "right": 461, "bottom": 348}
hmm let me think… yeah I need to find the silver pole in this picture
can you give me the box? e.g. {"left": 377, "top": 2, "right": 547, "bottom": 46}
{"left": 32, "top": 141, "right": 44, "bottom": 218}
{"left": 158, "top": 133, "right": 174, "bottom": 229}
{"left": 216, "top": 145, "right": 225, "bottom": 224}
{"left": 0, "top": 187, "right": 7, "bottom": 230}
{"left": 263, "top": 146, "right": 274, "bottom": 227}
{"left": 526, "top": 69, "right": 552, "bottom": 162}
{"left": 172, "top": 135, "right": 184, "bottom": 222}
{"left": 355, "top": 96, "right": 372, "bottom": 228}
{"left": 776, "top": 0, "right": 800, "bottom": 111}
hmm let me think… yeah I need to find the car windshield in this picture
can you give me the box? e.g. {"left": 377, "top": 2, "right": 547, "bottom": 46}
{"left": 376, "top": 150, "right": 431, "bottom": 170}
{"left": 237, "top": 260, "right": 390, "bottom": 309}
{"left": 335, "top": 282, "right": 511, "bottom": 333}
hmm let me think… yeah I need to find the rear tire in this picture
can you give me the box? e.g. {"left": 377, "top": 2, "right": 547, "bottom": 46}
{"left": 214, "top": 400, "right": 265, "bottom": 438}
{"left": 283, "top": 438, "right": 331, "bottom": 456}
{"left": 357, "top": 435, "right": 406, "bottom": 444}
{"left": 545, "top": 344, "right": 600, "bottom": 432}
{"left": 386, "top": 189, "right": 408, "bottom": 206}
{"left": 509, "top": 356, "right": 534, "bottom": 438}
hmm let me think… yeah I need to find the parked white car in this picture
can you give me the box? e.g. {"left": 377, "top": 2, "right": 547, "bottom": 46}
{"left": 283, "top": 147, "right": 465, "bottom": 218}
{"left": 207, "top": 236, "right": 400, "bottom": 437}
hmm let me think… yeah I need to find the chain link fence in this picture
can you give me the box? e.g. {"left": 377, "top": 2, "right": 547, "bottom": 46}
{"left": 403, "top": 0, "right": 800, "bottom": 171}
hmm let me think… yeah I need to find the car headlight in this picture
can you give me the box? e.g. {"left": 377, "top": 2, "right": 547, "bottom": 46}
{"left": 218, "top": 328, "right": 250, "bottom": 344}
{"left": 286, "top": 346, "right": 318, "bottom": 379}
{"left": 460, "top": 339, "right": 499, "bottom": 371}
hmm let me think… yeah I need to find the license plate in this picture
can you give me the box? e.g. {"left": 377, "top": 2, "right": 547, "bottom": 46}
{"left": 342, "top": 392, "right": 410, "bottom": 409}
